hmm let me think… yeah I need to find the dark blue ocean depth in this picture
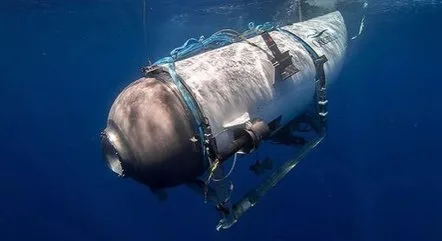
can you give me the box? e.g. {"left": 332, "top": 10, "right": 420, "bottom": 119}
{"left": 1, "top": 1, "right": 441, "bottom": 241}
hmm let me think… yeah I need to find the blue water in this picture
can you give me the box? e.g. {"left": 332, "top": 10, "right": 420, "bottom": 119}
{"left": 1, "top": 1, "right": 441, "bottom": 241}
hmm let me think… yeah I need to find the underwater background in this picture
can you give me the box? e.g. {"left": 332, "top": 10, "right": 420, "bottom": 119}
{"left": 1, "top": 0, "right": 442, "bottom": 240}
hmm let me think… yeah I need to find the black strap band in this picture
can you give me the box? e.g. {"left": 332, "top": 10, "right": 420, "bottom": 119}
{"left": 277, "top": 28, "right": 329, "bottom": 129}
{"left": 260, "top": 32, "right": 299, "bottom": 81}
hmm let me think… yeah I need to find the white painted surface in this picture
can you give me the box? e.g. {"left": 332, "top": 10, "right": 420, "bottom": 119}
{"left": 168, "top": 11, "right": 347, "bottom": 152}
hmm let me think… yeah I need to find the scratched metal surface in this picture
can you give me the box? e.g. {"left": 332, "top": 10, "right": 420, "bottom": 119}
{"left": 173, "top": 11, "right": 347, "bottom": 152}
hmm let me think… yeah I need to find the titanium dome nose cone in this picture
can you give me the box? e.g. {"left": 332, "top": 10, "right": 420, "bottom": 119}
{"left": 101, "top": 77, "right": 205, "bottom": 190}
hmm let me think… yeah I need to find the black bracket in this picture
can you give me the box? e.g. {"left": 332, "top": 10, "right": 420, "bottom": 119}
{"left": 313, "top": 55, "right": 328, "bottom": 128}
{"left": 261, "top": 32, "right": 299, "bottom": 81}
{"left": 141, "top": 64, "right": 164, "bottom": 77}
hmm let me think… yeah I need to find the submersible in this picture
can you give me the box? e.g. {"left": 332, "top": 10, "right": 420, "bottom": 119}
{"left": 100, "top": 11, "right": 348, "bottom": 229}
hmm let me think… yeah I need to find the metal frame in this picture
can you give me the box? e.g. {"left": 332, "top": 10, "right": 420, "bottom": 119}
{"left": 216, "top": 29, "right": 329, "bottom": 230}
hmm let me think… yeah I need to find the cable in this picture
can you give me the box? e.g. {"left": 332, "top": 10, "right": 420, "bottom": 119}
{"left": 154, "top": 21, "right": 277, "bottom": 65}
{"left": 142, "top": 0, "right": 148, "bottom": 58}
{"left": 212, "top": 153, "right": 239, "bottom": 182}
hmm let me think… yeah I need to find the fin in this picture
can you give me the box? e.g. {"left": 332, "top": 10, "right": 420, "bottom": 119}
{"left": 223, "top": 112, "right": 250, "bottom": 130}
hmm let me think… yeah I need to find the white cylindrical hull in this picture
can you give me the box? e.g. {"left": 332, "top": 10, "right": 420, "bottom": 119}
{"left": 171, "top": 11, "right": 347, "bottom": 152}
